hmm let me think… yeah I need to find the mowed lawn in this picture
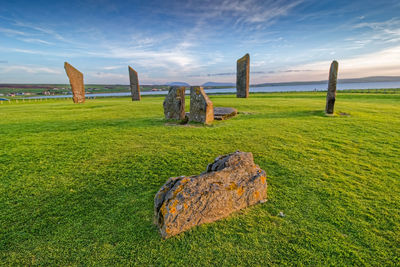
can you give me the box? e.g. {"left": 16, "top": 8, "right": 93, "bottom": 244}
{"left": 0, "top": 92, "right": 399, "bottom": 265}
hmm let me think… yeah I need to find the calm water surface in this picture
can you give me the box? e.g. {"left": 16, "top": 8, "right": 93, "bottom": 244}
{"left": 26, "top": 81, "right": 400, "bottom": 99}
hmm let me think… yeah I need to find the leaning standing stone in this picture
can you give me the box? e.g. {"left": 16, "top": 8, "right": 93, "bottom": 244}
{"left": 154, "top": 151, "right": 267, "bottom": 239}
{"left": 64, "top": 62, "right": 85, "bottom": 103}
{"left": 236, "top": 53, "right": 250, "bottom": 98}
{"left": 189, "top": 86, "right": 214, "bottom": 124}
{"left": 325, "top": 60, "right": 339, "bottom": 114}
{"left": 129, "top": 66, "right": 141, "bottom": 101}
{"left": 163, "top": 86, "right": 186, "bottom": 120}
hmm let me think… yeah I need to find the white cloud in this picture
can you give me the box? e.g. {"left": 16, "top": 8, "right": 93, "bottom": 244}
{"left": 0, "top": 64, "right": 62, "bottom": 74}
{"left": 352, "top": 18, "right": 400, "bottom": 45}
{"left": 260, "top": 45, "right": 400, "bottom": 82}
{"left": 14, "top": 21, "right": 66, "bottom": 41}
{"left": 0, "top": 27, "right": 29, "bottom": 36}
{"left": 103, "top": 65, "right": 124, "bottom": 70}
{"left": 18, "top": 38, "right": 53, "bottom": 45}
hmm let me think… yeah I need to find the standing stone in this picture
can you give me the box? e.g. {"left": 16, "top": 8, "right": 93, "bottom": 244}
{"left": 163, "top": 86, "right": 186, "bottom": 120}
{"left": 325, "top": 60, "right": 339, "bottom": 114}
{"left": 154, "top": 151, "right": 267, "bottom": 239}
{"left": 189, "top": 86, "right": 214, "bottom": 124}
{"left": 236, "top": 53, "right": 250, "bottom": 98}
{"left": 64, "top": 62, "right": 85, "bottom": 103}
{"left": 129, "top": 66, "right": 141, "bottom": 101}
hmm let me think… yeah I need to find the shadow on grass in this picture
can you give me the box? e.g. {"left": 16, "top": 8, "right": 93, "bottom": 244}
{"left": 235, "top": 110, "right": 326, "bottom": 120}
{"left": 0, "top": 117, "right": 168, "bottom": 135}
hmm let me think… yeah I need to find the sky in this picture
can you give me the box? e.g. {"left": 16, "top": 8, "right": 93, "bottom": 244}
{"left": 0, "top": 0, "right": 400, "bottom": 85}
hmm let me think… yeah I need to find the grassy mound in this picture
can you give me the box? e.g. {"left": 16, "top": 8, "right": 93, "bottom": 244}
{"left": 1, "top": 92, "right": 399, "bottom": 265}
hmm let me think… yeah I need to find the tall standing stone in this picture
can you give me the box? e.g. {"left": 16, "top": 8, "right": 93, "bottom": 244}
{"left": 129, "top": 66, "right": 141, "bottom": 101}
{"left": 163, "top": 86, "right": 186, "bottom": 120}
{"left": 64, "top": 62, "right": 85, "bottom": 103}
{"left": 189, "top": 86, "right": 214, "bottom": 124}
{"left": 236, "top": 53, "right": 250, "bottom": 98}
{"left": 325, "top": 60, "right": 339, "bottom": 114}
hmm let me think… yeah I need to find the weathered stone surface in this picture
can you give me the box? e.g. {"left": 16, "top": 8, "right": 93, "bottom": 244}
{"left": 189, "top": 86, "right": 214, "bottom": 124}
{"left": 64, "top": 62, "right": 85, "bottom": 103}
{"left": 129, "top": 66, "right": 141, "bottom": 101}
{"left": 163, "top": 86, "right": 186, "bottom": 120}
{"left": 325, "top": 60, "right": 339, "bottom": 114}
{"left": 214, "top": 107, "right": 237, "bottom": 120}
{"left": 154, "top": 151, "right": 267, "bottom": 239}
{"left": 236, "top": 53, "right": 250, "bottom": 98}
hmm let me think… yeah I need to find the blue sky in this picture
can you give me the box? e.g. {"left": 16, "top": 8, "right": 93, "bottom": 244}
{"left": 0, "top": 0, "right": 400, "bottom": 84}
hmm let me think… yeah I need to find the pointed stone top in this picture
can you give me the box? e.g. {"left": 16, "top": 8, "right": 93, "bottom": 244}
{"left": 64, "top": 62, "right": 82, "bottom": 76}
{"left": 331, "top": 60, "right": 339, "bottom": 65}
{"left": 237, "top": 53, "right": 250, "bottom": 63}
{"left": 128, "top": 66, "right": 137, "bottom": 74}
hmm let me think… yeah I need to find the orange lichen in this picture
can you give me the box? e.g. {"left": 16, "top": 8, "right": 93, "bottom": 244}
{"left": 226, "top": 182, "right": 238, "bottom": 190}
{"left": 237, "top": 187, "right": 244, "bottom": 196}
{"left": 169, "top": 200, "right": 178, "bottom": 214}
{"left": 184, "top": 203, "right": 188, "bottom": 209}
{"left": 160, "top": 203, "right": 167, "bottom": 216}
{"left": 172, "top": 184, "right": 184, "bottom": 198}
{"left": 260, "top": 176, "right": 266, "bottom": 184}
{"left": 253, "top": 191, "right": 260, "bottom": 200}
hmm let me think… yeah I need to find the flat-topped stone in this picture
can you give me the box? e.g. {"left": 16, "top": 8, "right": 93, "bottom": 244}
{"left": 64, "top": 62, "right": 85, "bottom": 103}
{"left": 214, "top": 107, "right": 238, "bottom": 120}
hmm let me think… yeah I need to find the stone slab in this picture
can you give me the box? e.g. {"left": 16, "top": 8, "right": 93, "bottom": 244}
{"left": 154, "top": 151, "right": 267, "bottom": 238}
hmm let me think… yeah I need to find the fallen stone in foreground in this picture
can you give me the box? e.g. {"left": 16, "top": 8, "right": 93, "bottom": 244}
{"left": 64, "top": 62, "right": 85, "bottom": 103}
{"left": 214, "top": 107, "right": 238, "bottom": 120}
{"left": 154, "top": 151, "right": 267, "bottom": 239}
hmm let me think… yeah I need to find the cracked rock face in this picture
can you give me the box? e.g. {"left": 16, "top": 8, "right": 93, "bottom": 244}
{"left": 163, "top": 86, "right": 186, "bottom": 120}
{"left": 154, "top": 151, "right": 267, "bottom": 239}
{"left": 64, "top": 62, "right": 85, "bottom": 103}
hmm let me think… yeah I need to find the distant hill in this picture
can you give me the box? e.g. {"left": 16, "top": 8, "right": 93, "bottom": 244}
{"left": 255, "top": 76, "right": 400, "bottom": 87}
{"left": 338, "top": 76, "right": 400, "bottom": 83}
{"left": 202, "top": 82, "right": 235, "bottom": 87}
{"left": 166, "top": 82, "right": 190, "bottom": 86}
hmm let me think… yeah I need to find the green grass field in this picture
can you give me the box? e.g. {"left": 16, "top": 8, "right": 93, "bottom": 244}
{"left": 1, "top": 92, "right": 399, "bottom": 265}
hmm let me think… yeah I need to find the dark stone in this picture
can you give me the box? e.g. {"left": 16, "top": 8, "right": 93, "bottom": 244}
{"left": 189, "top": 86, "right": 214, "bottom": 124}
{"left": 154, "top": 151, "right": 267, "bottom": 238}
{"left": 325, "top": 60, "right": 339, "bottom": 114}
{"left": 213, "top": 107, "right": 238, "bottom": 120}
{"left": 163, "top": 86, "right": 186, "bottom": 120}
{"left": 129, "top": 66, "right": 141, "bottom": 101}
{"left": 64, "top": 62, "right": 85, "bottom": 103}
{"left": 236, "top": 53, "right": 250, "bottom": 98}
